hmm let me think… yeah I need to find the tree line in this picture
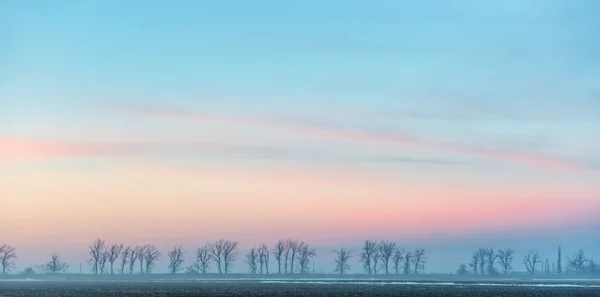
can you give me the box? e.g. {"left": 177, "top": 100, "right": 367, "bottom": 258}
{"left": 1, "top": 241, "right": 597, "bottom": 276}
{"left": 457, "top": 245, "right": 598, "bottom": 276}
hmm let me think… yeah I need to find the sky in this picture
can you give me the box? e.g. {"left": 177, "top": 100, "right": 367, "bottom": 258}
{"left": 1, "top": 0, "right": 599, "bottom": 274}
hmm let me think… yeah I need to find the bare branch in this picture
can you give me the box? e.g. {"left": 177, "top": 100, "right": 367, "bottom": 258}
{"left": 143, "top": 244, "right": 161, "bottom": 274}
{"left": 168, "top": 245, "right": 185, "bottom": 274}
{"left": 523, "top": 250, "right": 541, "bottom": 275}
{"left": 246, "top": 247, "right": 259, "bottom": 274}
{"left": 0, "top": 245, "right": 17, "bottom": 275}
{"left": 258, "top": 244, "right": 269, "bottom": 274}
{"left": 334, "top": 248, "right": 352, "bottom": 274}
{"left": 88, "top": 239, "right": 106, "bottom": 275}
{"left": 360, "top": 240, "right": 378, "bottom": 275}
{"left": 378, "top": 241, "right": 396, "bottom": 275}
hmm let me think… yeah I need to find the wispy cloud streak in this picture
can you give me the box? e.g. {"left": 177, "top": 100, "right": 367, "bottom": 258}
{"left": 120, "top": 103, "right": 593, "bottom": 172}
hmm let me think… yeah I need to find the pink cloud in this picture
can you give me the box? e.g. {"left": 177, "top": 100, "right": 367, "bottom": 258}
{"left": 120, "top": 103, "right": 589, "bottom": 172}
{"left": 0, "top": 136, "right": 122, "bottom": 160}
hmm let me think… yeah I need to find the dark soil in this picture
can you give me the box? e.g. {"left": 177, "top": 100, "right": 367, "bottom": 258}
{"left": 0, "top": 282, "right": 598, "bottom": 297}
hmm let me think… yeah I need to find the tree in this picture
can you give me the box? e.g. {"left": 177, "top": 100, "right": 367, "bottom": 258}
{"left": 334, "top": 248, "right": 352, "bottom": 274}
{"left": 557, "top": 245, "right": 563, "bottom": 275}
{"left": 127, "top": 246, "right": 138, "bottom": 274}
{"left": 523, "top": 250, "right": 541, "bottom": 275}
{"left": 412, "top": 248, "right": 427, "bottom": 274}
{"left": 0, "top": 245, "right": 17, "bottom": 275}
{"left": 168, "top": 245, "right": 184, "bottom": 274}
{"left": 544, "top": 258, "right": 550, "bottom": 275}
{"left": 378, "top": 241, "right": 398, "bottom": 275}
{"left": 99, "top": 250, "right": 108, "bottom": 274}
{"left": 567, "top": 249, "right": 587, "bottom": 273}
{"left": 477, "top": 248, "right": 487, "bottom": 275}
{"left": 258, "top": 244, "right": 269, "bottom": 274}
{"left": 403, "top": 251, "right": 412, "bottom": 275}
{"left": 107, "top": 244, "right": 124, "bottom": 275}
{"left": 283, "top": 239, "right": 292, "bottom": 274}
{"left": 210, "top": 239, "right": 238, "bottom": 274}
{"left": 296, "top": 243, "right": 316, "bottom": 274}
{"left": 469, "top": 251, "right": 481, "bottom": 275}
{"left": 46, "top": 253, "right": 62, "bottom": 274}
{"left": 137, "top": 245, "right": 147, "bottom": 274}
{"left": 272, "top": 240, "right": 286, "bottom": 274}
{"left": 485, "top": 248, "right": 497, "bottom": 275}
{"left": 497, "top": 248, "right": 514, "bottom": 275}
{"left": 392, "top": 247, "right": 404, "bottom": 274}
{"left": 143, "top": 244, "right": 161, "bottom": 274}
{"left": 88, "top": 239, "right": 106, "bottom": 275}
{"left": 188, "top": 245, "right": 212, "bottom": 274}
{"left": 119, "top": 246, "right": 132, "bottom": 274}
{"left": 289, "top": 240, "right": 302, "bottom": 275}
{"left": 246, "top": 247, "right": 259, "bottom": 274}
{"left": 360, "top": 240, "right": 378, "bottom": 275}
{"left": 457, "top": 264, "right": 469, "bottom": 275}
{"left": 21, "top": 267, "right": 35, "bottom": 275}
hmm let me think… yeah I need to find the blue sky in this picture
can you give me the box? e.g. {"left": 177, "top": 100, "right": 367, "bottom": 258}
{"left": 1, "top": 0, "right": 600, "bottom": 273}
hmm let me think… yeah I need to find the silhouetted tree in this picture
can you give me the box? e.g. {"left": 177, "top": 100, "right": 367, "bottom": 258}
{"left": 497, "top": 248, "right": 514, "bottom": 275}
{"left": 403, "top": 251, "right": 412, "bottom": 274}
{"left": 283, "top": 239, "right": 292, "bottom": 274}
{"left": 360, "top": 240, "right": 378, "bottom": 275}
{"left": 289, "top": 240, "right": 303, "bottom": 275}
{"left": 119, "top": 246, "right": 132, "bottom": 274}
{"left": 127, "top": 246, "right": 138, "bottom": 274}
{"left": 485, "top": 248, "right": 497, "bottom": 275}
{"left": 567, "top": 249, "right": 587, "bottom": 273}
{"left": 557, "top": 245, "right": 563, "bottom": 275}
{"left": 99, "top": 250, "right": 108, "bottom": 274}
{"left": 477, "top": 248, "right": 487, "bottom": 275}
{"left": 258, "top": 244, "right": 269, "bottom": 274}
{"left": 21, "top": 267, "right": 35, "bottom": 275}
{"left": 108, "top": 244, "right": 124, "bottom": 275}
{"left": 372, "top": 248, "right": 380, "bottom": 274}
{"left": 210, "top": 239, "right": 238, "bottom": 274}
{"left": 188, "top": 245, "right": 212, "bottom": 274}
{"left": 544, "top": 258, "right": 550, "bottom": 275}
{"left": 246, "top": 247, "right": 259, "bottom": 274}
{"left": 412, "top": 248, "right": 427, "bottom": 274}
{"left": 0, "top": 245, "right": 17, "bottom": 274}
{"left": 272, "top": 240, "right": 286, "bottom": 274}
{"left": 88, "top": 239, "right": 106, "bottom": 275}
{"left": 334, "top": 248, "right": 352, "bottom": 274}
{"left": 143, "top": 244, "right": 161, "bottom": 274}
{"left": 469, "top": 251, "right": 481, "bottom": 275}
{"left": 168, "top": 245, "right": 184, "bottom": 274}
{"left": 296, "top": 243, "right": 316, "bottom": 274}
{"left": 523, "top": 250, "right": 541, "bottom": 275}
{"left": 392, "top": 247, "right": 405, "bottom": 274}
{"left": 46, "top": 253, "right": 62, "bottom": 274}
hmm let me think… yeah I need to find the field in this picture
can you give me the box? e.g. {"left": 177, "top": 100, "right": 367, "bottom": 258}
{"left": 1, "top": 280, "right": 600, "bottom": 297}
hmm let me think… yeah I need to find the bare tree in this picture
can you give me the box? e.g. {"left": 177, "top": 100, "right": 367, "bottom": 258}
{"left": 296, "top": 243, "right": 316, "bottom": 274}
{"left": 567, "top": 249, "right": 587, "bottom": 273}
{"left": 210, "top": 239, "right": 238, "bottom": 274}
{"left": 360, "top": 240, "right": 378, "bottom": 275}
{"left": 282, "top": 239, "right": 292, "bottom": 274}
{"left": 497, "top": 248, "right": 514, "bottom": 275}
{"left": 289, "top": 240, "right": 303, "bottom": 275}
{"left": 457, "top": 264, "right": 469, "bottom": 275}
{"left": 99, "top": 250, "right": 108, "bottom": 274}
{"left": 119, "top": 246, "right": 132, "bottom": 274}
{"left": 88, "top": 239, "right": 106, "bottom": 275}
{"left": 469, "top": 251, "right": 481, "bottom": 275}
{"left": 258, "top": 244, "right": 269, "bottom": 274}
{"left": 127, "top": 246, "right": 138, "bottom": 274}
{"left": 392, "top": 247, "right": 404, "bottom": 274}
{"left": 137, "top": 245, "right": 147, "bottom": 274}
{"left": 168, "top": 245, "right": 184, "bottom": 274}
{"left": 403, "top": 251, "right": 412, "bottom": 274}
{"left": 0, "top": 245, "right": 17, "bottom": 274}
{"left": 477, "top": 248, "right": 487, "bottom": 275}
{"left": 485, "top": 248, "right": 497, "bottom": 275}
{"left": 246, "top": 247, "right": 259, "bottom": 274}
{"left": 46, "top": 253, "right": 62, "bottom": 274}
{"left": 557, "top": 245, "right": 563, "bottom": 275}
{"left": 108, "top": 244, "right": 124, "bottom": 275}
{"left": 523, "top": 250, "right": 541, "bottom": 275}
{"left": 412, "top": 248, "right": 427, "bottom": 274}
{"left": 189, "top": 245, "right": 212, "bottom": 274}
{"left": 334, "top": 248, "right": 352, "bottom": 274}
{"left": 372, "top": 249, "right": 380, "bottom": 274}
{"left": 144, "top": 245, "right": 161, "bottom": 274}
{"left": 378, "top": 241, "right": 396, "bottom": 275}
{"left": 544, "top": 258, "right": 550, "bottom": 275}
{"left": 272, "top": 240, "right": 286, "bottom": 274}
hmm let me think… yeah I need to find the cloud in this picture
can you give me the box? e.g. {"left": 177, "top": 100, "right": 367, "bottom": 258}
{"left": 0, "top": 136, "right": 462, "bottom": 166}
{"left": 119, "top": 103, "right": 593, "bottom": 172}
